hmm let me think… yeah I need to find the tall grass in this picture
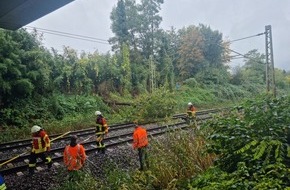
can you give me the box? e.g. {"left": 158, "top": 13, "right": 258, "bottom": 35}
{"left": 147, "top": 130, "right": 215, "bottom": 189}
{"left": 101, "top": 129, "right": 215, "bottom": 190}
{"left": 51, "top": 169, "right": 100, "bottom": 190}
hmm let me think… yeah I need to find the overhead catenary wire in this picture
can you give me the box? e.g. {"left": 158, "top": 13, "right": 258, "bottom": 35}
{"left": 24, "top": 25, "right": 265, "bottom": 65}
{"left": 226, "top": 46, "right": 265, "bottom": 65}
{"left": 26, "top": 26, "right": 109, "bottom": 42}
{"left": 219, "top": 31, "right": 266, "bottom": 65}
{"left": 223, "top": 31, "right": 267, "bottom": 66}
{"left": 24, "top": 26, "right": 110, "bottom": 45}
{"left": 229, "top": 32, "right": 265, "bottom": 43}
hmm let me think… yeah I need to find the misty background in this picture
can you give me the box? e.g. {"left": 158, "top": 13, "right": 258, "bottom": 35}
{"left": 26, "top": 0, "right": 290, "bottom": 71}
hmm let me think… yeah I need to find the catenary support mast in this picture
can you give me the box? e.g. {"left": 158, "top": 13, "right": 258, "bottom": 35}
{"left": 265, "top": 25, "right": 276, "bottom": 97}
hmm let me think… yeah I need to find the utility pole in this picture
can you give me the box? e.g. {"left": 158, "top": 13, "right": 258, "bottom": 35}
{"left": 265, "top": 25, "right": 276, "bottom": 97}
{"left": 149, "top": 55, "right": 155, "bottom": 93}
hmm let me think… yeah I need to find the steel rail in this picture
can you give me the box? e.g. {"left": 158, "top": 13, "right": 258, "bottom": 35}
{"left": 0, "top": 115, "right": 214, "bottom": 175}
{"left": 0, "top": 108, "right": 221, "bottom": 151}
{"left": 0, "top": 109, "right": 219, "bottom": 165}
{"left": 0, "top": 123, "right": 135, "bottom": 152}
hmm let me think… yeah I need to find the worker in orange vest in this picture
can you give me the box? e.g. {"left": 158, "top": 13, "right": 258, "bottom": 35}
{"left": 28, "top": 125, "right": 52, "bottom": 175}
{"left": 63, "top": 135, "right": 86, "bottom": 172}
{"left": 132, "top": 122, "right": 149, "bottom": 171}
{"left": 95, "top": 111, "right": 109, "bottom": 154}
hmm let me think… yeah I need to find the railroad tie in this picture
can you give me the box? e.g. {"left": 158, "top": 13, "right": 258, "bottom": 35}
{"left": 36, "top": 166, "right": 44, "bottom": 171}
{"left": 37, "top": 158, "right": 42, "bottom": 162}
{"left": 53, "top": 162, "right": 61, "bottom": 167}
{"left": 17, "top": 172, "right": 24, "bottom": 176}
{"left": 54, "top": 152, "right": 62, "bottom": 157}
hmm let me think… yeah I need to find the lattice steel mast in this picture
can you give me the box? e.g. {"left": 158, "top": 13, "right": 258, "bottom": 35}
{"left": 265, "top": 25, "right": 276, "bottom": 97}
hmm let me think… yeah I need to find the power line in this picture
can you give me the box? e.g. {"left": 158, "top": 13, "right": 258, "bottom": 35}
{"left": 227, "top": 47, "right": 264, "bottom": 65}
{"left": 26, "top": 25, "right": 109, "bottom": 42}
{"left": 230, "top": 56, "right": 244, "bottom": 60}
{"left": 24, "top": 26, "right": 110, "bottom": 45}
{"left": 219, "top": 43, "right": 264, "bottom": 65}
{"left": 229, "top": 32, "right": 265, "bottom": 43}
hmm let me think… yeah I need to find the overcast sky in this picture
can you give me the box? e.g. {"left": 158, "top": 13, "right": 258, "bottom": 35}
{"left": 26, "top": 0, "right": 290, "bottom": 71}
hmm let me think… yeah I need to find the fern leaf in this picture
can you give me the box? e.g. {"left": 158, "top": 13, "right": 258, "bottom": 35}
{"left": 236, "top": 140, "right": 258, "bottom": 154}
{"left": 253, "top": 140, "right": 267, "bottom": 160}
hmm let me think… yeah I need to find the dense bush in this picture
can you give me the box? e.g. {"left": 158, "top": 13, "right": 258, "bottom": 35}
{"left": 193, "top": 95, "right": 290, "bottom": 189}
{"left": 131, "top": 88, "right": 177, "bottom": 122}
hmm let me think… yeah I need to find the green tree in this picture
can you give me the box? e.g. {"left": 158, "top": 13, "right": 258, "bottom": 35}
{"left": 110, "top": 0, "right": 130, "bottom": 52}
{"left": 242, "top": 49, "right": 266, "bottom": 85}
{"left": 198, "top": 24, "right": 225, "bottom": 67}
{"left": 137, "top": 0, "right": 164, "bottom": 58}
{"left": 0, "top": 29, "right": 52, "bottom": 107}
{"left": 274, "top": 69, "right": 289, "bottom": 90}
{"left": 156, "top": 31, "right": 175, "bottom": 91}
{"left": 177, "top": 25, "right": 204, "bottom": 80}
{"left": 230, "top": 65, "right": 244, "bottom": 85}
{"left": 120, "top": 43, "right": 132, "bottom": 94}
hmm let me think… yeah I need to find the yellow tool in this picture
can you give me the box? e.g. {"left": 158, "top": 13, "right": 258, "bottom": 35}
{"left": 51, "top": 131, "right": 71, "bottom": 142}
{"left": 80, "top": 135, "right": 94, "bottom": 144}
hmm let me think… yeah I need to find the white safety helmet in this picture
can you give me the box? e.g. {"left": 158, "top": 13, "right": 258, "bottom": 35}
{"left": 95, "top": 111, "right": 102, "bottom": 116}
{"left": 31, "top": 125, "right": 41, "bottom": 133}
{"left": 188, "top": 102, "right": 193, "bottom": 106}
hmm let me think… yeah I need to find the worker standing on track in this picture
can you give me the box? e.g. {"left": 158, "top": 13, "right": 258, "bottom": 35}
{"left": 0, "top": 174, "right": 6, "bottom": 190}
{"left": 132, "top": 122, "right": 149, "bottom": 171}
{"left": 95, "top": 111, "right": 109, "bottom": 154}
{"left": 187, "top": 102, "right": 197, "bottom": 127}
{"left": 63, "top": 135, "right": 86, "bottom": 172}
{"left": 28, "top": 125, "right": 52, "bottom": 175}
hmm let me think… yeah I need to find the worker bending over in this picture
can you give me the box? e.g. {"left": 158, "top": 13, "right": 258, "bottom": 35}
{"left": 63, "top": 135, "right": 86, "bottom": 171}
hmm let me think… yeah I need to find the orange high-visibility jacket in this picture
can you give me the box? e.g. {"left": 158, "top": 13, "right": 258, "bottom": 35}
{"left": 133, "top": 126, "right": 148, "bottom": 149}
{"left": 63, "top": 144, "right": 86, "bottom": 171}
{"left": 32, "top": 130, "right": 50, "bottom": 154}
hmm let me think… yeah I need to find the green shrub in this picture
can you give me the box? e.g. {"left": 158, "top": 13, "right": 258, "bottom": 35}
{"left": 52, "top": 170, "right": 99, "bottom": 190}
{"left": 201, "top": 95, "right": 290, "bottom": 188}
{"left": 184, "top": 78, "right": 199, "bottom": 88}
{"left": 133, "top": 88, "right": 177, "bottom": 122}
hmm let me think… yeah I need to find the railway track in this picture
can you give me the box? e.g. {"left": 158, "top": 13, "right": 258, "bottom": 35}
{"left": 0, "top": 108, "right": 221, "bottom": 176}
